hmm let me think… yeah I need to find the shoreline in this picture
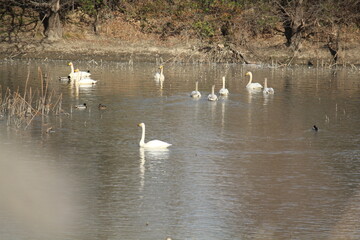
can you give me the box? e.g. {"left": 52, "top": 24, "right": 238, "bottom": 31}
{"left": 1, "top": 38, "right": 360, "bottom": 67}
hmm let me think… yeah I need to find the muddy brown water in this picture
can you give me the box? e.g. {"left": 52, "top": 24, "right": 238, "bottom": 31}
{"left": 0, "top": 60, "right": 359, "bottom": 239}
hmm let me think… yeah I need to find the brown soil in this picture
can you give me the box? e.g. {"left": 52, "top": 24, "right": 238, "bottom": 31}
{"left": 1, "top": 16, "right": 360, "bottom": 67}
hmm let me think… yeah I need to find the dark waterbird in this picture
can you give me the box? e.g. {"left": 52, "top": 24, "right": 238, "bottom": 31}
{"left": 98, "top": 104, "right": 107, "bottom": 110}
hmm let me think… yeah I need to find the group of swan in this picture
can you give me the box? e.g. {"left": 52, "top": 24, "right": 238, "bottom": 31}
{"left": 190, "top": 72, "right": 274, "bottom": 101}
{"left": 140, "top": 68, "right": 275, "bottom": 149}
{"left": 245, "top": 71, "right": 275, "bottom": 94}
{"left": 190, "top": 76, "right": 229, "bottom": 101}
{"left": 68, "top": 62, "right": 97, "bottom": 85}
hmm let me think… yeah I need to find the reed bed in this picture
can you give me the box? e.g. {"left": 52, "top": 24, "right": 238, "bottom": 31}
{"left": 0, "top": 67, "right": 67, "bottom": 129}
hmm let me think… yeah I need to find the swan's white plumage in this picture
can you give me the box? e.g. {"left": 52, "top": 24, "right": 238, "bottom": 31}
{"left": 138, "top": 123, "right": 171, "bottom": 149}
{"left": 219, "top": 76, "right": 229, "bottom": 96}
{"left": 263, "top": 78, "right": 274, "bottom": 94}
{"left": 245, "top": 71, "right": 263, "bottom": 90}
{"left": 208, "top": 85, "right": 218, "bottom": 101}
{"left": 154, "top": 65, "right": 165, "bottom": 82}
{"left": 76, "top": 77, "right": 97, "bottom": 85}
{"left": 68, "top": 62, "right": 91, "bottom": 80}
{"left": 190, "top": 81, "right": 201, "bottom": 98}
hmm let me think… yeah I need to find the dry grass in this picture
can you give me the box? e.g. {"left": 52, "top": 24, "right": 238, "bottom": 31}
{"left": 0, "top": 67, "right": 67, "bottom": 129}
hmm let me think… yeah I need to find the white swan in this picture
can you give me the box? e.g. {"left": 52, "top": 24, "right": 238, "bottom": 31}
{"left": 75, "top": 77, "right": 97, "bottom": 85}
{"left": 190, "top": 81, "right": 201, "bottom": 98}
{"left": 245, "top": 71, "right": 263, "bottom": 90}
{"left": 138, "top": 123, "right": 172, "bottom": 149}
{"left": 68, "top": 62, "right": 91, "bottom": 80}
{"left": 263, "top": 78, "right": 274, "bottom": 94}
{"left": 154, "top": 65, "right": 165, "bottom": 82}
{"left": 219, "top": 76, "right": 229, "bottom": 96}
{"left": 208, "top": 85, "right": 218, "bottom": 101}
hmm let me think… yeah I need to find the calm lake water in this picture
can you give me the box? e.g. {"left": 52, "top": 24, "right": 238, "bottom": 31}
{"left": 0, "top": 60, "right": 360, "bottom": 240}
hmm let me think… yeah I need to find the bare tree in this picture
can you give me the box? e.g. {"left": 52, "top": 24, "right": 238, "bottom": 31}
{"left": 275, "top": 0, "right": 307, "bottom": 50}
{"left": 34, "top": 0, "right": 62, "bottom": 40}
{"left": 0, "top": 0, "right": 64, "bottom": 41}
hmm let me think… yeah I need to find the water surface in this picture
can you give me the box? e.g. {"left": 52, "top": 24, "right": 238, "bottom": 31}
{"left": 0, "top": 60, "right": 359, "bottom": 239}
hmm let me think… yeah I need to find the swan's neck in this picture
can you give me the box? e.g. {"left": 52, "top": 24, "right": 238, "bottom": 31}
{"left": 139, "top": 125, "right": 145, "bottom": 146}
{"left": 264, "top": 78, "right": 268, "bottom": 88}
{"left": 195, "top": 81, "right": 198, "bottom": 91}
{"left": 160, "top": 67, "right": 163, "bottom": 75}
{"left": 211, "top": 85, "right": 215, "bottom": 95}
{"left": 70, "top": 64, "right": 74, "bottom": 74}
{"left": 222, "top": 77, "right": 226, "bottom": 88}
{"left": 247, "top": 73, "right": 253, "bottom": 86}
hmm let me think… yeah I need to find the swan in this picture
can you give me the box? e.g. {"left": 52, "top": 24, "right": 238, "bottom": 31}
{"left": 207, "top": 85, "right": 218, "bottom": 101}
{"left": 245, "top": 71, "right": 263, "bottom": 90}
{"left": 138, "top": 123, "right": 172, "bottom": 149}
{"left": 154, "top": 65, "right": 165, "bottom": 82}
{"left": 263, "top": 78, "right": 274, "bottom": 94}
{"left": 68, "top": 62, "right": 91, "bottom": 80}
{"left": 312, "top": 125, "right": 318, "bottom": 132}
{"left": 190, "top": 81, "right": 201, "bottom": 98}
{"left": 75, "top": 77, "right": 97, "bottom": 85}
{"left": 75, "top": 103, "right": 87, "bottom": 109}
{"left": 219, "top": 76, "right": 229, "bottom": 96}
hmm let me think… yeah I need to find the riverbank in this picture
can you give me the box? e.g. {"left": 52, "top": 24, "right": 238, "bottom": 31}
{"left": 1, "top": 34, "right": 360, "bottom": 67}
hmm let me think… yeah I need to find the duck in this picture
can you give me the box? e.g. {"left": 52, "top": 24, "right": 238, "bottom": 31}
{"left": 68, "top": 62, "right": 91, "bottom": 80}
{"left": 219, "top": 76, "right": 229, "bottom": 96}
{"left": 312, "top": 125, "right": 318, "bottom": 132}
{"left": 137, "top": 123, "right": 172, "bottom": 149}
{"left": 190, "top": 81, "right": 201, "bottom": 98}
{"left": 74, "top": 103, "right": 87, "bottom": 109}
{"left": 98, "top": 104, "right": 107, "bottom": 110}
{"left": 154, "top": 65, "right": 165, "bottom": 82}
{"left": 263, "top": 78, "right": 274, "bottom": 94}
{"left": 207, "top": 85, "right": 218, "bottom": 101}
{"left": 59, "top": 76, "right": 70, "bottom": 82}
{"left": 245, "top": 71, "right": 263, "bottom": 90}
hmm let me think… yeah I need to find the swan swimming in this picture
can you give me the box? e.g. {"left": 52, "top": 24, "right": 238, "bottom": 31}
{"left": 208, "top": 85, "right": 218, "bottom": 101}
{"left": 219, "top": 76, "right": 229, "bottom": 96}
{"left": 263, "top": 78, "right": 274, "bottom": 94}
{"left": 190, "top": 81, "right": 201, "bottom": 98}
{"left": 245, "top": 71, "right": 263, "bottom": 90}
{"left": 138, "top": 123, "right": 172, "bottom": 149}
{"left": 68, "top": 62, "right": 91, "bottom": 80}
{"left": 75, "top": 77, "right": 97, "bottom": 85}
{"left": 154, "top": 65, "right": 165, "bottom": 82}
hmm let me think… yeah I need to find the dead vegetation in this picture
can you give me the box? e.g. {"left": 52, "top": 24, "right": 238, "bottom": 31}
{"left": 0, "top": 67, "right": 67, "bottom": 129}
{"left": 1, "top": 1, "right": 360, "bottom": 65}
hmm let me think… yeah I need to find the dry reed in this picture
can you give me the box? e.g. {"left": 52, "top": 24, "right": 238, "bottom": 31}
{"left": 0, "top": 67, "right": 67, "bottom": 129}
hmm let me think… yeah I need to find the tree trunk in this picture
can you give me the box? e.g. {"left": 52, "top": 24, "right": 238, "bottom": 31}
{"left": 280, "top": 0, "right": 305, "bottom": 51}
{"left": 43, "top": 0, "right": 62, "bottom": 41}
{"left": 327, "top": 24, "right": 340, "bottom": 64}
